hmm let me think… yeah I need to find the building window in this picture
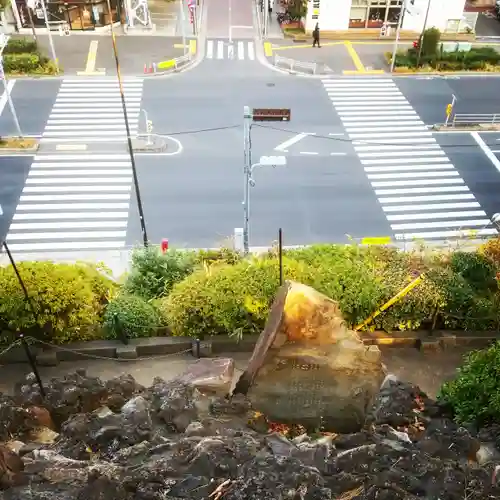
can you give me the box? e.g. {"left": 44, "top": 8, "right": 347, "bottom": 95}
{"left": 349, "top": 0, "right": 402, "bottom": 28}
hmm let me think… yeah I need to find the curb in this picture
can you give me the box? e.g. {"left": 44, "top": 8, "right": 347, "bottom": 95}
{"left": 1, "top": 331, "right": 499, "bottom": 366}
{"left": 0, "top": 141, "right": 39, "bottom": 155}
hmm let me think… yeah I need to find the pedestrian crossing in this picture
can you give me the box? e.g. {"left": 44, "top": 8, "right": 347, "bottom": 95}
{"left": 42, "top": 78, "right": 143, "bottom": 142}
{"left": 322, "top": 78, "right": 497, "bottom": 241}
{"left": 5, "top": 78, "right": 144, "bottom": 253}
{"left": 206, "top": 40, "right": 255, "bottom": 61}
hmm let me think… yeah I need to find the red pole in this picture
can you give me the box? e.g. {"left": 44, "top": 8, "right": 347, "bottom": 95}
{"left": 161, "top": 239, "right": 169, "bottom": 253}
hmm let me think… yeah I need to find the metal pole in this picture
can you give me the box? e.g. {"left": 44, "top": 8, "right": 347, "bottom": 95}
{"left": 27, "top": 7, "right": 38, "bottom": 44}
{"left": 2, "top": 242, "right": 45, "bottom": 398}
{"left": 229, "top": 0, "right": 232, "bottom": 43}
{"left": 0, "top": 59, "right": 23, "bottom": 138}
{"left": 39, "top": 0, "right": 59, "bottom": 73}
{"left": 179, "top": 0, "right": 187, "bottom": 55}
{"left": 416, "top": 0, "right": 432, "bottom": 68}
{"left": 390, "top": 1, "right": 405, "bottom": 73}
{"left": 243, "top": 106, "right": 252, "bottom": 254}
{"left": 278, "top": 227, "right": 283, "bottom": 285}
{"left": 107, "top": 0, "right": 149, "bottom": 247}
{"left": 264, "top": 0, "right": 268, "bottom": 38}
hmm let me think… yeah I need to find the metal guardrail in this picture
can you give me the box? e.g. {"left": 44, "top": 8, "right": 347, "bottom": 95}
{"left": 451, "top": 113, "right": 500, "bottom": 127}
{"left": 273, "top": 54, "right": 322, "bottom": 75}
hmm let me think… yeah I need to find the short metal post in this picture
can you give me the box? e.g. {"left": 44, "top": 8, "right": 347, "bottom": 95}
{"left": 0, "top": 60, "right": 23, "bottom": 138}
{"left": 2, "top": 242, "right": 45, "bottom": 398}
{"left": 278, "top": 227, "right": 283, "bottom": 285}
{"left": 195, "top": 338, "right": 201, "bottom": 358}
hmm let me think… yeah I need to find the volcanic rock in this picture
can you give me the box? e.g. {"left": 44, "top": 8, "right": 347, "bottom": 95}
{"left": 237, "top": 281, "right": 386, "bottom": 433}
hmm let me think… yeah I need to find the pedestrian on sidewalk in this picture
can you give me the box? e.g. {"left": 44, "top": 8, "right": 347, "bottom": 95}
{"left": 312, "top": 23, "right": 321, "bottom": 48}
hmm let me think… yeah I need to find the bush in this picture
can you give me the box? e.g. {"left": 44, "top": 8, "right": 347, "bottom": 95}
{"left": 123, "top": 246, "right": 197, "bottom": 300}
{"left": 103, "top": 293, "right": 163, "bottom": 340}
{"left": 420, "top": 27, "right": 441, "bottom": 58}
{"left": 161, "top": 256, "right": 316, "bottom": 339}
{"left": 439, "top": 342, "right": 500, "bottom": 426}
{"left": 0, "top": 261, "right": 116, "bottom": 344}
{"left": 479, "top": 236, "right": 500, "bottom": 269}
{"left": 161, "top": 246, "right": 444, "bottom": 338}
{"left": 4, "top": 38, "right": 38, "bottom": 54}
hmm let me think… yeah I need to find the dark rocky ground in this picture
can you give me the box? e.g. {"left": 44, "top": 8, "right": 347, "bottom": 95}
{"left": 1, "top": 368, "right": 500, "bottom": 500}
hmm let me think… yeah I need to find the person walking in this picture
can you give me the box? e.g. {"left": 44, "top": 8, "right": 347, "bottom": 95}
{"left": 312, "top": 23, "right": 321, "bottom": 47}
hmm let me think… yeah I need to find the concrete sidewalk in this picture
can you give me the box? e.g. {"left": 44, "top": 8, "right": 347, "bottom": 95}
{"left": 0, "top": 346, "right": 473, "bottom": 398}
{"left": 36, "top": 34, "right": 190, "bottom": 75}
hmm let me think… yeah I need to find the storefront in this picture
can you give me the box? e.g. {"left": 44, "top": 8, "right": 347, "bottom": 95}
{"left": 12, "top": 0, "right": 123, "bottom": 31}
{"left": 303, "top": 0, "right": 469, "bottom": 34}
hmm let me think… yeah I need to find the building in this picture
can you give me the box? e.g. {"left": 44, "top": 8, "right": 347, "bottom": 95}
{"left": 304, "top": 0, "right": 471, "bottom": 34}
{"left": 7, "top": 0, "right": 123, "bottom": 32}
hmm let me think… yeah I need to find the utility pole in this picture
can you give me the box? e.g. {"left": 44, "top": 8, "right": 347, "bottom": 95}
{"left": 38, "top": 0, "right": 59, "bottom": 73}
{"left": 179, "top": 0, "right": 187, "bottom": 55}
{"left": 0, "top": 35, "right": 23, "bottom": 138}
{"left": 27, "top": 7, "right": 38, "bottom": 44}
{"left": 264, "top": 0, "right": 268, "bottom": 38}
{"left": 390, "top": 0, "right": 406, "bottom": 72}
{"left": 416, "top": 0, "right": 432, "bottom": 68}
{"left": 106, "top": 0, "right": 149, "bottom": 247}
{"left": 243, "top": 106, "right": 252, "bottom": 254}
{"left": 228, "top": 0, "right": 232, "bottom": 43}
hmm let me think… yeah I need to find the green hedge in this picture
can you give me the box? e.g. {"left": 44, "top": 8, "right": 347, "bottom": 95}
{"left": 439, "top": 341, "right": 500, "bottom": 426}
{"left": 0, "top": 261, "right": 116, "bottom": 345}
{"left": 4, "top": 38, "right": 38, "bottom": 54}
{"left": 103, "top": 293, "right": 164, "bottom": 340}
{"left": 393, "top": 46, "right": 500, "bottom": 71}
{"left": 160, "top": 245, "right": 500, "bottom": 338}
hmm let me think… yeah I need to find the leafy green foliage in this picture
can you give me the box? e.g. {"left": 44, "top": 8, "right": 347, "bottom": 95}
{"left": 123, "top": 246, "right": 197, "bottom": 300}
{"left": 420, "top": 27, "right": 441, "bottom": 58}
{"left": 103, "top": 294, "right": 163, "bottom": 340}
{"left": 439, "top": 342, "right": 500, "bottom": 426}
{"left": 0, "top": 261, "right": 115, "bottom": 344}
{"left": 4, "top": 38, "right": 38, "bottom": 54}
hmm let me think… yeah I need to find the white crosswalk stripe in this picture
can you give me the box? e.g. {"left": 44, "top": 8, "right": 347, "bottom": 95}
{"left": 322, "top": 78, "right": 497, "bottom": 241}
{"left": 206, "top": 40, "right": 255, "bottom": 61}
{"left": 5, "top": 78, "right": 143, "bottom": 253}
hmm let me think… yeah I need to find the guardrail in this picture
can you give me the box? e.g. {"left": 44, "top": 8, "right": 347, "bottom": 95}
{"left": 273, "top": 54, "right": 323, "bottom": 75}
{"left": 145, "top": 53, "right": 192, "bottom": 74}
{"left": 451, "top": 113, "right": 500, "bottom": 127}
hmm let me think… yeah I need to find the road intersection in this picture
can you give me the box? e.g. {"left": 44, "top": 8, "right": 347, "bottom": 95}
{"left": 1, "top": 0, "right": 500, "bottom": 269}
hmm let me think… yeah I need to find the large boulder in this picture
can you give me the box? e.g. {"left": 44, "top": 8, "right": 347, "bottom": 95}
{"left": 235, "top": 281, "right": 386, "bottom": 433}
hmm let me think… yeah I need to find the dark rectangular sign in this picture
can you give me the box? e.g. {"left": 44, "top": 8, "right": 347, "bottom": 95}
{"left": 252, "top": 108, "right": 291, "bottom": 122}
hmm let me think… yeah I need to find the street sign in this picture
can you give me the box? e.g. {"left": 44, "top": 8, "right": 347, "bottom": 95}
{"left": 252, "top": 108, "right": 291, "bottom": 122}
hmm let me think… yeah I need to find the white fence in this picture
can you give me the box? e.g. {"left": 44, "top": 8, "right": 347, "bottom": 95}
{"left": 451, "top": 113, "right": 500, "bottom": 127}
{"left": 274, "top": 54, "right": 324, "bottom": 75}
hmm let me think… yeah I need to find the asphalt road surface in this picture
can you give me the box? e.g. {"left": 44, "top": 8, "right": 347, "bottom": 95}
{"left": 2, "top": 1, "right": 500, "bottom": 267}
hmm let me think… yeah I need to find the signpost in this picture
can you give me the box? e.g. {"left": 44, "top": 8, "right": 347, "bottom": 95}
{"left": 0, "top": 36, "right": 23, "bottom": 138}
{"left": 445, "top": 94, "right": 457, "bottom": 126}
{"left": 252, "top": 108, "right": 291, "bottom": 122}
{"left": 242, "top": 107, "right": 291, "bottom": 253}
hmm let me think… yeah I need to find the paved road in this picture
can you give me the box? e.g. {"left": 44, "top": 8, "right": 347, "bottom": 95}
{"left": 35, "top": 34, "right": 185, "bottom": 75}
{"left": 3, "top": 69, "right": 500, "bottom": 266}
{"left": 206, "top": 0, "right": 254, "bottom": 39}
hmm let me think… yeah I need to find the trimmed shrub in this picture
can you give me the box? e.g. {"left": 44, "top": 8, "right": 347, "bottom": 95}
{"left": 160, "top": 256, "right": 316, "bottom": 339}
{"left": 103, "top": 293, "right": 163, "bottom": 340}
{"left": 123, "top": 246, "right": 197, "bottom": 300}
{"left": 420, "top": 27, "right": 441, "bottom": 58}
{"left": 439, "top": 342, "right": 500, "bottom": 426}
{"left": 479, "top": 236, "right": 500, "bottom": 269}
{"left": 0, "top": 261, "right": 116, "bottom": 344}
{"left": 4, "top": 38, "right": 38, "bottom": 54}
{"left": 160, "top": 247, "right": 443, "bottom": 338}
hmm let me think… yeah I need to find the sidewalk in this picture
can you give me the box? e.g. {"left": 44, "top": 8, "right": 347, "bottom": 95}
{"left": 35, "top": 34, "right": 188, "bottom": 75}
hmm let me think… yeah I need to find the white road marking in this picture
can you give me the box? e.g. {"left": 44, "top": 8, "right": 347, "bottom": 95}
{"left": 471, "top": 131, "right": 500, "bottom": 173}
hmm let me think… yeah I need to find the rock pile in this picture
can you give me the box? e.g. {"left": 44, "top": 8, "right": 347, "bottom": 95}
{"left": 0, "top": 366, "right": 499, "bottom": 500}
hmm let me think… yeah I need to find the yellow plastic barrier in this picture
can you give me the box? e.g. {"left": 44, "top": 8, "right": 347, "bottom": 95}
{"left": 158, "top": 59, "right": 176, "bottom": 70}
{"left": 354, "top": 274, "right": 425, "bottom": 331}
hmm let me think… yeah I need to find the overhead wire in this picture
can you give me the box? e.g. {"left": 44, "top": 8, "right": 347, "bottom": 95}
{"left": 154, "top": 123, "right": 500, "bottom": 149}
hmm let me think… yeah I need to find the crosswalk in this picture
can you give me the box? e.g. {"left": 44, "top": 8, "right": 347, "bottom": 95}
{"left": 206, "top": 40, "right": 255, "bottom": 61}
{"left": 322, "top": 78, "right": 497, "bottom": 241}
{"left": 5, "top": 78, "right": 144, "bottom": 253}
{"left": 42, "top": 78, "right": 143, "bottom": 142}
